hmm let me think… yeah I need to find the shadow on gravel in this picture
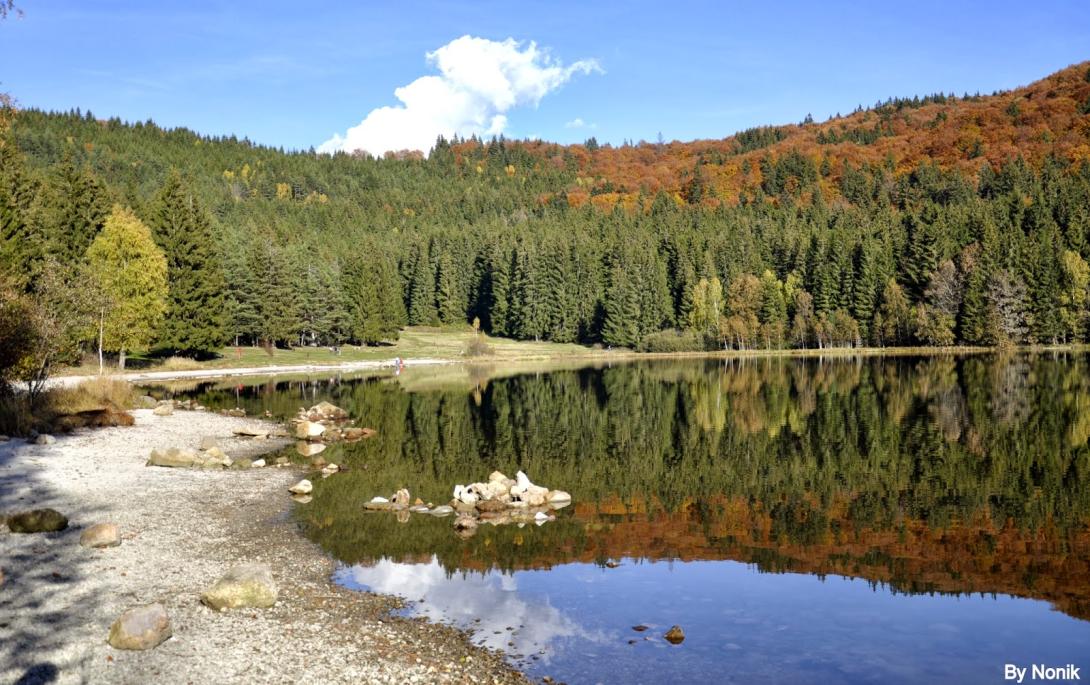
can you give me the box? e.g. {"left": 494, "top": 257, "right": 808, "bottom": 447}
{"left": 0, "top": 436, "right": 110, "bottom": 683}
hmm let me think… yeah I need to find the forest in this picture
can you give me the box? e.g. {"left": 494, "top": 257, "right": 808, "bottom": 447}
{"left": 2, "top": 62, "right": 1090, "bottom": 383}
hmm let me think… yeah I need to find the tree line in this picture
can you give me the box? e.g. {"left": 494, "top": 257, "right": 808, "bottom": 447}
{"left": 3, "top": 107, "right": 1090, "bottom": 385}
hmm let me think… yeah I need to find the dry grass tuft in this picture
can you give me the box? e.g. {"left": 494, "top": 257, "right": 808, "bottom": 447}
{"left": 158, "top": 356, "right": 202, "bottom": 371}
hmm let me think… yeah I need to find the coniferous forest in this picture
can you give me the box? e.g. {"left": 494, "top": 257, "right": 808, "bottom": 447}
{"left": 2, "top": 62, "right": 1090, "bottom": 373}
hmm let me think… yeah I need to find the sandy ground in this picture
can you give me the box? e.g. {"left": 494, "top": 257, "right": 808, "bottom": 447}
{"left": 0, "top": 409, "right": 526, "bottom": 685}
{"left": 43, "top": 358, "right": 452, "bottom": 389}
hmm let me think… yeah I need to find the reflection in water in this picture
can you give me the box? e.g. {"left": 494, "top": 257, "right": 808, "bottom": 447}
{"left": 337, "top": 557, "right": 606, "bottom": 662}
{"left": 157, "top": 354, "right": 1090, "bottom": 682}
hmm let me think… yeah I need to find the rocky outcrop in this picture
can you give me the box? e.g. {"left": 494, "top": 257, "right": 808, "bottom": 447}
{"left": 664, "top": 625, "right": 685, "bottom": 644}
{"left": 201, "top": 564, "right": 278, "bottom": 611}
{"left": 7, "top": 508, "right": 69, "bottom": 533}
{"left": 146, "top": 446, "right": 233, "bottom": 469}
{"left": 108, "top": 603, "right": 172, "bottom": 650}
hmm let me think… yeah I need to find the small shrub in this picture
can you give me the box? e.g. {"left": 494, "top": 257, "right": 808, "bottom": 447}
{"left": 637, "top": 329, "right": 710, "bottom": 353}
{"left": 463, "top": 336, "right": 496, "bottom": 357}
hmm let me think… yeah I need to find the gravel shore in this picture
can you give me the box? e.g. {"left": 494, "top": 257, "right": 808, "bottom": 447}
{"left": 0, "top": 409, "right": 527, "bottom": 685}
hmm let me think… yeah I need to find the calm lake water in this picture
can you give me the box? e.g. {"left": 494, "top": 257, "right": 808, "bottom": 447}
{"left": 156, "top": 354, "right": 1090, "bottom": 684}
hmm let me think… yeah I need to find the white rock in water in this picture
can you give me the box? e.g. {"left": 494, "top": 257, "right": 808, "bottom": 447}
{"left": 452, "top": 484, "right": 479, "bottom": 506}
{"left": 369, "top": 496, "right": 389, "bottom": 504}
{"left": 547, "top": 490, "right": 572, "bottom": 504}
{"left": 391, "top": 488, "right": 410, "bottom": 506}
{"left": 288, "top": 479, "right": 312, "bottom": 495}
{"left": 481, "top": 480, "right": 508, "bottom": 501}
{"left": 250, "top": 459, "right": 266, "bottom": 468}
{"left": 534, "top": 511, "right": 553, "bottom": 526}
{"left": 295, "top": 441, "right": 326, "bottom": 457}
{"left": 488, "top": 470, "right": 509, "bottom": 483}
{"left": 429, "top": 505, "right": 454, "bottom": 516}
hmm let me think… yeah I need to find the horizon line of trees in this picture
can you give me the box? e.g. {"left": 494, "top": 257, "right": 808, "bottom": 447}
{"left": 3, "top": 108, "right": 1090, "bottom": 390}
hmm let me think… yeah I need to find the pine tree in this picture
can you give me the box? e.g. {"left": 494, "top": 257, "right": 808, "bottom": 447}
{"left": 602, "top": 262, "right": 640, "bottom": 347}
{"left": 407, "top": 243, "right": 438, "bottom": 326}
{"left": 435, "top": 253, "right": 463, "bottom": 325}
{"left": 148, "top": 171, "right": 227, "bottom": 356}
{"left": 42, "top": 154, "right": 111, "bottom": 265}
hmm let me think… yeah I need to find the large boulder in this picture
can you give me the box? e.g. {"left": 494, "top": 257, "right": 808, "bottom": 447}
{"left": 664, "top": 625, "right": 685, "bottom": 645}
{"left": 199, "top": 436, "right": 219, "bottom": 451}
{"left": 200, "top": 446, "right": 231, "bottom": 468}
{"left": 146, "top": 447, "right": 200, "bottom": 468}
{"left": 108, "top": 603, "right": 172, "bottom": 650}
{"left": 152, "top": 404, "right": 173, "bottom": 417}
{"left": 309, "top": 401, "right": 348, "bottom": 420}
{"left": 288, "top": 479, "right": 313, "bottom": 495}
{"left": 7, "top": 508, "right": 68, "bottom": 533}
{"left": 294, "top": 421, "right": 325, "bottom": 439}
{"left": 80, "top": 523, "right": 121, "bottom": 548}
{"left": 201, "top": 564, "right": 278, "bottom": 610}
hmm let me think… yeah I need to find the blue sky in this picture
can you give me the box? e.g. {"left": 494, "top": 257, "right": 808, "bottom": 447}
{"left": 1, "top": 0, "right": 1089, "bottom": 153}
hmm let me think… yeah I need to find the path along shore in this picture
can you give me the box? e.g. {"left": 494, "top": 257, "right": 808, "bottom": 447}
{"left": 0, "top": 409, "right": 526, "bottom": 685}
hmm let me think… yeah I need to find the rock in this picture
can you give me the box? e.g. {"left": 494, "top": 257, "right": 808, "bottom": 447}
{"left": 233, "top": 427, "right": 266, "bottom": 437}
{"left": 488, "top": 470, "right": 509, "bottom": 483}
{"left": 523, "top": 485, "right": 549, "bottom": 507}
{"left": 107, "top": 603, "right": 172, "bottom": 650}
{"left": 147, "top": 447, "right": 201, "bottom": 468}
{"left": 274, "top": 456, "right": 289, "bottom": 466}
{"left": 250, "top": 459, "right": 266, "bottom": 468}
{"left": 199, "top": 436, "right": 219, "bottom": 450}
{"left": 228, "top": 457, "right": 253, "bottom": 470}
{"left": 226, "top": 408, "right": 246, "bottom": 417}
{"left": 295, "top": 441, "right": 326, "bottom": 457}
{"left": 136, "top": 395, "right": 157, "bottom": 409}
{"left": 80, "top": 523, "right": 120, "bottom": 548}
{"left": 202, "top": 446, "right": 231, "bottom": 467}
{"left": 409, "top": 505, "right": 430, "bottom": 513}
{"left": 288, "top": 479, "right": 312, "bottom": 495}
{"left": 34, "top": 434, "right": 56, "bottom": 445}
{"left": 320, "top": 463, "right": 339, "bottom": 476}
{"left": 309, "top": 401, "right": 348, "bottom": 420}
{"left": 480, "top": 480, "right": 509, "bottom": 501}
{"left": 310, "top": 456, "right": 327, "bottom": 469}
{"left": 664, "top": 625, "right": 685, "bottom": 644}
{"left": 534, "top": 511, "right": 553, "bottom": 525}
{"left": 152, "top": 404, "right": 173, "bottom": 417}
{"left": 295, "top": 420, "right": 325, "bottom": 439}
{"left": 429, "top": 505, "right": 454, "bottom": 516}
{"left": 7, "top": 508, "right": 69, "bottom": 533}
{"left": 632, "top": 625, "right": 649, "bottom": 632}
{"left": 0, "top": 435, "right": 8, "bottom": 442}
{"left": 200, "top": 564, "right": 278, "bottom": 611}
{"left": 476, "top": 498, "right": 507, "bottom": 513}
{"left": 364, "top": 497, "right": 392, "bottom": 511}
{"left": 547, "top": 490, "right": 572, "bottom": 505}
{"left": 291, "top": 494, "right": 312, "bottom": 504}
{"left": 452, "top": 484, "right": 479, "bottom": 506}
{"left": 391, "top": 488, "right": 410, "bottom": 506}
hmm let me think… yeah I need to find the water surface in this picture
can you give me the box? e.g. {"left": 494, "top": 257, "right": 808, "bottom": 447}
{"left": 159, "top": 354, "right": 1090, "bottom": 683}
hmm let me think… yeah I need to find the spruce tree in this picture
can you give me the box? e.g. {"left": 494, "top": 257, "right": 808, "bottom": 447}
{"left": 148, "top": 171, "right": 227, "bottom": 356}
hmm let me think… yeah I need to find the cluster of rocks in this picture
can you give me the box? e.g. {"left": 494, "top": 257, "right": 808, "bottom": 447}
{"left": 362, "top": 471, "right": 571, "bottom": 536}
{"left": 291, "top": 402, "right": 376, "bottom": 458}
{"left": 146, "top": 397, "right": 209, "bottom": 416}
{"left": 5, "top": 499, "right": 279, "bottom": 654}
{"left": 146, "top": 441, "right": 265, "bottom": 470}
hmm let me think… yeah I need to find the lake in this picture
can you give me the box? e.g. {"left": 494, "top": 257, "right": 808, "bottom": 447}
{"left": 155, "top": 354, "right": 1090, "bottom": 684}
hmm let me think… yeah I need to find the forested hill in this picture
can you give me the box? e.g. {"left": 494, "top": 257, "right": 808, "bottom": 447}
{"left": 2, "top": 62, "right": 1090, "bottom": 360}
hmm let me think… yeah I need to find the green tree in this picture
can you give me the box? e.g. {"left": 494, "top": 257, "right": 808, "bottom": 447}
{"left": 148, "top": 171, "right": 227, "bottom": 356}
{"left": 85, "top": 205, "right": 168, "bottom": 369}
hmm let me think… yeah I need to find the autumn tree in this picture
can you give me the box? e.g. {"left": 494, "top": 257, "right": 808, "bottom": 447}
{"left": 85, "top": 205, "right": 168, "bottom": 370}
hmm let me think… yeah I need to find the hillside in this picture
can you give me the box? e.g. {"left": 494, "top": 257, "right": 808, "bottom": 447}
{"left": 2, "top": 62, "right": 1090, "bottom": 365}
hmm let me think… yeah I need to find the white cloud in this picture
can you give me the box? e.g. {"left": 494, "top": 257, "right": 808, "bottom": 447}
{"left": 564, "top": 117, "right": 587, "bottom": 128}
{"left": 318, "top": 36, "right": 600, "bottom": 157}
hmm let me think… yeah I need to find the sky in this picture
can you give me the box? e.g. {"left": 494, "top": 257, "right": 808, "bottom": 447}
{"left": 1, "top": 0, "right": 1089, "bottom": 155}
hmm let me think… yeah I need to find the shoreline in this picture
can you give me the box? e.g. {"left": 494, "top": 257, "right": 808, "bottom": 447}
{"left": 47, "top": 342, "right": 1090, "bottom": 387}
{"left": 0, "top": 409, "right": 526, "bottom": 684}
